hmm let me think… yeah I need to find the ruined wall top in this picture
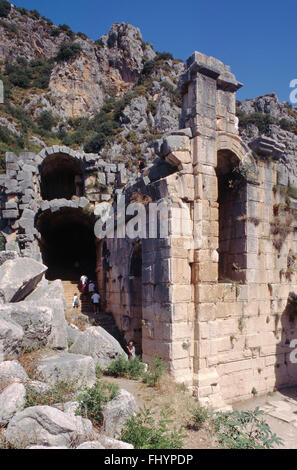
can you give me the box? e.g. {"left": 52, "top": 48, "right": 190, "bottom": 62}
{"left": 179, "top": 50, "right": 243, "bottom": 94}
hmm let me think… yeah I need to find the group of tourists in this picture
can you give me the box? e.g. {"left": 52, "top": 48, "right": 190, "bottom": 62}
{"left": 73, "top": 275, "right": 137, "bottom": 361}
{"left": 72, "top": 274, "right": 101, "bottom": 314}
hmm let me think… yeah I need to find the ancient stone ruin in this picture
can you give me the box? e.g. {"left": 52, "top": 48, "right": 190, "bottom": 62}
{"left": 1, "top": 50, "right": 297, "bottom": 409}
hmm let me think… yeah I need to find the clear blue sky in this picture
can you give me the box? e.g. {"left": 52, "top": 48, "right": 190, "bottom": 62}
{"left": 12, "top": 0, "right": 297, "bottom": 103}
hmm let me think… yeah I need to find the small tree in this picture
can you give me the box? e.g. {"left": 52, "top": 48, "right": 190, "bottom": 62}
{"left": 0, "top": 0, "right": 11, "bottom": 18}
{"left": 56, "top": 42, "right": 82, "bottom": 61}
{"left": 37, "top": 111, "right": 56, "bottom": 131}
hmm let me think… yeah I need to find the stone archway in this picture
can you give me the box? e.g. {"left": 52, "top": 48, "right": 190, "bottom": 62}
{"left": 35, "top": 206, "right": 96, "bottom": 281}
{"left": 216, "top": 148, "right": 247, "bottom": 283}
{"left": 216, "top": 134, "right": 256, "bottom": 282}
{"left": 40, "top": 150, "right": 83, "bottom": 201}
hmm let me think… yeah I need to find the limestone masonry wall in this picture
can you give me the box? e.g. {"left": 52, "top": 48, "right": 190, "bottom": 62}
{"left": 1, "top": 51, "right": 297, "bottom": 408}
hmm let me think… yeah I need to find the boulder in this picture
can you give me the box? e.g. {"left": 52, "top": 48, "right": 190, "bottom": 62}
{"left": 0, "top": 251, "right": 18, "bottom": 267}
{"left": 28, "top": 446, "right": 69, "bottom": 449}
{"left": 36, "top": 352, "right": 96, "bottom": 390}
{"left": 67, "top": 324, "right": 83, "bottom": 344}
{"left": 27, "top": 281, "right": 68, "bottom": 350}
{"left": 104, "top": 389, "right": 137, "bottom": 437}
{"left": 0, "top": 382, "right": 26, "bottom": 425}
{"left": 0, "top": 303, "right": 53, "bottom": 350}
{"left": 5, "top": 406, "right": 94, "bottom": 448}
{"left": 94, "top": 435, "right": 134, "bottom": 449}
{"left": 0, "top": 360, "right": 28, "bottom": 388}
{"left": 0, "top": 314, "right": 24, "bottom": 361}
{"left": 76, "top": 441, "right": 105, "bottom": 449}
{"left": 0, "top": 258, "right": 47, "bottom": 303}
{"left": 69, "top": 326, "right": 127, "bottom": 368}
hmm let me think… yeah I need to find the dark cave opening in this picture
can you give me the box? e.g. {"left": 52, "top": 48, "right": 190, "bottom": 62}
{"left": 36, "top": 207, "right": 97, "bottom": 281}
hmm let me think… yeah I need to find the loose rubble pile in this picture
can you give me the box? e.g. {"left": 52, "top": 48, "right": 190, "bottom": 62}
{"left": 0, "top": 252, "right": 136, "bottom": 449}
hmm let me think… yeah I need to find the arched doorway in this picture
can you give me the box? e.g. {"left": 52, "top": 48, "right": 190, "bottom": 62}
{"left": 40, "top": 152, "right": 83, "bottom": 201}
{"left": 129, "top": 242, "right": 143, "bottom": 356}
{"left": 36, "top": 207, "right": 96, "bottom": 281}
{"left": 216, "top": 149, "right": 247, "bottom": 283}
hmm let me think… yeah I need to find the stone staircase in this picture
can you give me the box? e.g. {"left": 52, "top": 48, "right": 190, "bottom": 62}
{"left": 62, "top": 280, "right": 124, "bottom": 345}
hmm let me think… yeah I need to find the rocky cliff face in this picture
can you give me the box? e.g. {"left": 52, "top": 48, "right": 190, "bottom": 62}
{"left": 0, "top": 4, "right": 296, "bottom": 178}
{"left": 237, "top": 94, "right": 297, "bottom": 176}
{"left": 0, "top": 4, "right": 184, "bottom": 174}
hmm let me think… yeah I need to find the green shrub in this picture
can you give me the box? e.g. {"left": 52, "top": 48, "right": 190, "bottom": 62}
{"left": 0, "top": 233, "right": 5, "bottom": 251}
{"left": 212, "top": 407, "right": 283, "bottom": 449}
{"left": 119, "top": 406, "right": 185, "bottom": 449}
{"left": 106, "top": 355, "right": 146, "bottom": 380}
{"left": 0, "top": 124, "right": 25, "bottom": 155}
{"left": 50, "top": 28, "right": 60, "bottom": 37}
{"left": 84, "top": 132, "right": 106, "bottom": 153}
{"left": 0, "top": 20, "right": 18, "bottom": 34}
{"left": 30, "top": 9, "right": 40, "bottom": 19}
{"left": 95, "top": 365, "right": 103, "bottom": 379}
{"left": 142, "top": 356, "right": 166, "bottom": 387}
{"left": 77, "top": 32, "right": 88, "bottom": 40}
{"left": 0, "top": 0, "right": 11, "bottom": 18}
{"left": 16, "top": 7, "right": 28, "bottom": 15}
{"left": 236, "top": 109, "right": 275, "bottom": 135}
{"left": 56, "top": 42, "right": 82, "bottom": 61}
{"left": 37, "top": 111, "right": 56, "bottom": 131}
{"left": 156, "top": 51, "right": 174, "bottom": 61}
{"left": 76, "top": 380, "right": 119, "bottom": 426}
{"left": 4, "top": 56, "right": 53, "bottom": 90}
{"left": 288, "top": 184, "right": 297, "bottom": 200}
{"left": 62, "top": 128, "right": 89, "bottom": 147}
{"left": 188, "top": 405, "right": 209, "bottom": 430}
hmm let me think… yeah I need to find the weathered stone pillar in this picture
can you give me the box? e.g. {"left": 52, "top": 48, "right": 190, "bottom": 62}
{"left": 179, "top": 52, "right": 243, "bottom": 407}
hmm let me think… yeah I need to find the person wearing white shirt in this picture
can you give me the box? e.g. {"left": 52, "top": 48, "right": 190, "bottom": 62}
{"left": 80, "top": 275, "right": 88, "bottom": 286}
{"left": 91, "top": 292, "right": 100, "bottom": 314}
{"left": 89, "top": 281, "right": 95, "bottom": 294}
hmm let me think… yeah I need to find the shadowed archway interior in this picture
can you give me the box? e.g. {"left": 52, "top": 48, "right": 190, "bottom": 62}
{"left": 40, "top": 153, "right": 83, "bottom": 201}
{"left": 36, "top": 207, "right": 97, "bottom": 281}
{"left": 216, "top": 149, "right": 247, "bottom": 283}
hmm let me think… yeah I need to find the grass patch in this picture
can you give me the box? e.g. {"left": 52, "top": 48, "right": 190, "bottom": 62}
{"left": 25, "top": 380, "right": 78, "bottom": 408}
{"left": 106, "top": 355, "right": 166, "bottom": 387}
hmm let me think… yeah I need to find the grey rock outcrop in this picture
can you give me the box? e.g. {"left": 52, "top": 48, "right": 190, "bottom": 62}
{"left": 36, "top": 352, "right": 96, "bottom": 389}
{"left": 0, "top": 315, "right": 24, "bottom": 361}
{"left": 0, "top": 257, "right": 47, "bottom": 303}
{"left": 67, "top": 324, "right": 83, "bottom": 344}
{"left": 104, "top": 388, "right": 137, "bottom": 437}
{"left": 93, "top": 435, "right": 134, "bottom": 449}
{"left": 76, "top": 441, "right": 105, "bottom": 449}
{"left": 27, "top": 280, "right": 67, "bottom": 350}
{"left": 0, "top": 250, "right": 18, "bottom": 267}
{"left": 0, "top": 382, "right": 26, "bottom": 425}
{"left": 0, "top": 360, "right": 28, "bottom": 388}
{"left": 5, "top": 406, "right": 94, "bottom": 448}
{"left": 0, "top": 302, "right": 53, "bottom": 350}
{"left": 69, "top": 326, "right": 127, "bottom": 368}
